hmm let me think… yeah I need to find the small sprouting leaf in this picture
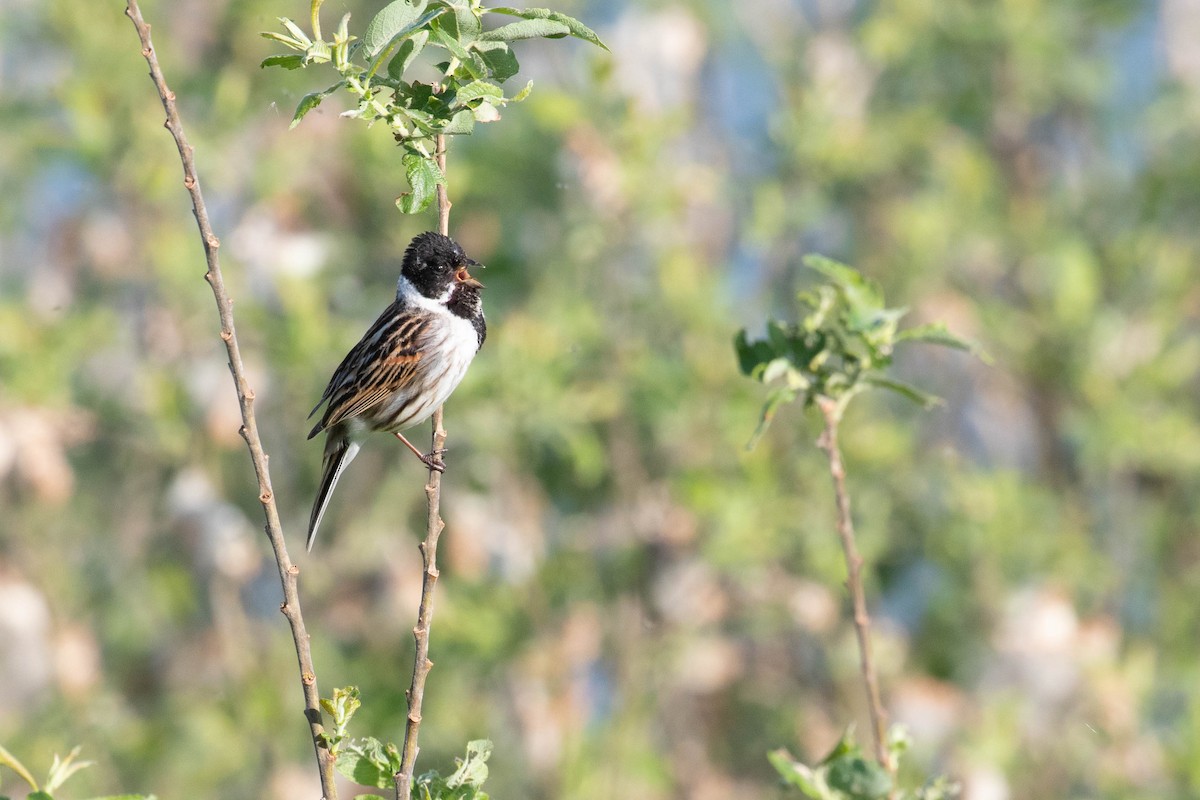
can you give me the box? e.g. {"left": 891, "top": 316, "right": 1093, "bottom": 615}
{"left": 896, "top": 322, "right": 991, "bottom": 362}
{"left": 472, "top": 40, "right": 520, "bottom": 82}
{"left": 0, "top": 743, "right": 39, "bottom": 791}
{"left": 863, "top": 375, "right": 944, "bottom": 408}
{"left": 352, "top": 795, "right": 388, "bottom": 800}
{"left": 260, "top": 30, "right": 308, "bottom": 50}
{"left": 289, "top": 80, "right": 347, "bottom": 129}
{"left": 479, "top": 18, "right": 571, "bottom": 42}
{"left": 43, "top": 747, "right": 93, "bottom": 794}
{"left": 280, "top": 17, "right": 313, "bottom": 47}
{"left": 747, "top": 385, "right": 798, "bottom": 450}
{"left": 260, "top": 54, "right": 305, "bottom": 70}
{"left": 397, "top": 154, "right": 445, "bottom": 214}
{"left": 489, "top": 7, "right": 609, "bottom": 50}
{"left": 323, "top": 686, "right": 362, "bottom": 730}
{"left": 362, "top": 0, "right": 430, "bottom": 57}
{"left": 886, "top": 724, "right": 913, "bottom": 761}
{"left": 387, "top": 31, "right": 429, "bottom": 79}
{"left": 26, "top": 793, "right": 54, "bottom": 800}
{"left": 767, "top": 750, "right": 830, "bottom": 799}
{"left": 509, "top": 79, "right": 534, "bottom": 103}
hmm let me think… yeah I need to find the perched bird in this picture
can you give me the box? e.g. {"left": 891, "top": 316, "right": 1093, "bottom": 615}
{"left": 306, "top": 232, "right": 486, "bottom": 550}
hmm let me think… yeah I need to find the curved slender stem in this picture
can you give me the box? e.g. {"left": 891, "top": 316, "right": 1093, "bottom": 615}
{"left": 394, "top": 134, "right": 451, "bottom": 800}
{"left": 123, "top": 3, "right": 336, "bottom": 797}
{"left": 816, "top": 398, "right": 892, "bottom": 777}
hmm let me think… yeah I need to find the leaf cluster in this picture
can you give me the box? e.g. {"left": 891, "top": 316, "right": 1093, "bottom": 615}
{"left": 735, "top": 255, "right": 982, "bottom": 445}
{"left": 0, "top": 744, "right": 154, "bottom": 800}
{"left": 318, "top": 686, "right": 492, "bottom": 800}
{"left": 769, "top": 728, "right": 959, "bottom": 800}
{"left": 262, "top": 0, "right": 606, "bottom": 213}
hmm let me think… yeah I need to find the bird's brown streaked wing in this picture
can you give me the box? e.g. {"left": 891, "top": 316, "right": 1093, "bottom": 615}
{"left": 309, "top": 308, "right": 432, "bottom": 435}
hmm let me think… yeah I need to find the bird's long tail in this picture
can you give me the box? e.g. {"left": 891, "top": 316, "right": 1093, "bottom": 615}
{"left": 308, "top": 427, "right": 361, "bottom": 551}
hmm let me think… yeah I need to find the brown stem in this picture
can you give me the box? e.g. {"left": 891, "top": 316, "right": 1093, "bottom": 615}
{"left": 123, "top": 4, "right": 337, "bottom": 797}
{"left": 816, "top": 397, "right": 892, "bottom": 776}
{"left": 394, "top": 134, "right": 451, "bottom": 800}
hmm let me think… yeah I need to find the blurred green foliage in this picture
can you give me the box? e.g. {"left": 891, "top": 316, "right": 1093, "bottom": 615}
{"left": 736, "top": 255, "right": 978, "bottom": 445}
{"left": 2, "top": 0, "right": 1200, "bottom": 799}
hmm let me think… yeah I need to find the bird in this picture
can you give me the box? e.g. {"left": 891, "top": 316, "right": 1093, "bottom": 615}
{"left": 305, "top": 231, "right": 486, "bottom": 551}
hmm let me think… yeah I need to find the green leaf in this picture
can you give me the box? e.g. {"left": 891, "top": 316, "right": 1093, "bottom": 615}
{"left": 303, "top": 39, "right": 332, "bottom": 65}
{"left": 445, "top": 740, "right": 492, "bottom": 788}
{"left": 397, "top": 154, "right": 445, "bottom": 214}
{"left": 767, "top": 750, "right": 831, "bottom": 799}
{"left": 335, "top": 738, "right": 401, "bottom": 789}
{"left": 825, "top": 755, "right": 891, "bottom": 800}
{"left": 440, "top": 0, "right": 482, "bottom": 41}
{"left": 508, "top": 79, "right": 534, "bottom": 102}
{"left": 362, "top": 0, "right": 430, "bottom": 58}
{"left": 863, "top": 375, "right": 943, "bottom": 408}
{"left": 289, "top": 81, "right": 347, "bottom": 129}
{"left": 472, "top": 102, "right": 501, "bottom": 122}
{"left": 280, "top": 17, "right": 313, "bottom": 46}
{"left": 44, "top": 747, "right": 94, "bottom": 794}
{"left": 260, "top": 30, "right": 308, "bottom": 51}
{"left": 818, "top": 729, "right": 859, "bottom": 765}
{"left": 442, "top": 109, "right": 476, "bottom": 134}
{"left": 0, "top": 744, "right": 39, "bottom": 791}
{"left": 489, "top": 7, "right": 609, "bottom": 50}
{"left": 734, "top": 329, "right": 776, "bottom": 377}
{"left": 760, "top": 357, "right": 792, "bottom": 384}
{"left": 805, "top": 255, "right": 884, "bottom": 314}
{"left": 887, "top": 724, "right": 913, "bottom": 762}
{"left": 472, "top": 40, "right": 520, "bottom": 82}
{"left": 747, "top": 386, "right": 797, "bottom": 450}
{"left": 387, "top": 31, "right": 429, "bottom": 80}
{"left": 367, "top": 7, "right": 445, "bottom": 79}
{"left": 27, "top": 793, "right": 54, "bottom": 800}
{"left": 455, "top": 80, "right": 504, "bottom": 105}
{"left": 323, "top": 686, "right": 362, "bottom": 730}
{"left": 352, "top": 795, "right": 388, "bottom": 800}
{"left": 431, "top": 16, "right": 469, "bottom": 58}
{"left": 479, "top": 18, "right": 570, "bottom": 42}
{"left": 260, "top": 54, "right": 305, "bottom": 70}
{"left": 896, "top": 322, "right": 991, "bottom": 362}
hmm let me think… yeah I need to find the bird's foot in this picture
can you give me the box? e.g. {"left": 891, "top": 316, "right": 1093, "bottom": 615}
{"left": 419, "top": 448, "right": 447, "bottom": 473}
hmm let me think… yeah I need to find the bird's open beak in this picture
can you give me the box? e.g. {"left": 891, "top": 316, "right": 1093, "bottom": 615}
{"left": 455, "top": 263, "right": 485, "bottom": 289}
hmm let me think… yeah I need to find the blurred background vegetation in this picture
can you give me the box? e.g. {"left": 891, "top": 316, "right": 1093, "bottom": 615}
{"left": 2, "top": 0, "right": 1199, "bottom": 797}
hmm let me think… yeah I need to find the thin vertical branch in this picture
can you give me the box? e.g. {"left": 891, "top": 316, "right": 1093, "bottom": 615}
{"left": 394, "top": 134, "right": 452, "bottom": 800}
{"left": 816, "top": 397, "right": 892, "bottom": 776}
{"left": 123, "top": 4, "right": 337, "bottom": 797}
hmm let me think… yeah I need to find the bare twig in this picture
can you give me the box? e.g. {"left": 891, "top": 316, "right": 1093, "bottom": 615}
{"left": 394, "top": 134, "right": 452, "bottom": 800}
{"left": 816, "top": 397, "right": 892, "bottom": 776}
{"left": 123, "top": 4, "right": 337, "bottom": 797}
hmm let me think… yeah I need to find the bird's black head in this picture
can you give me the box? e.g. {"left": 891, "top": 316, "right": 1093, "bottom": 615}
{"left": 400, "top": 232, "right": 482, "bottom": 301}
